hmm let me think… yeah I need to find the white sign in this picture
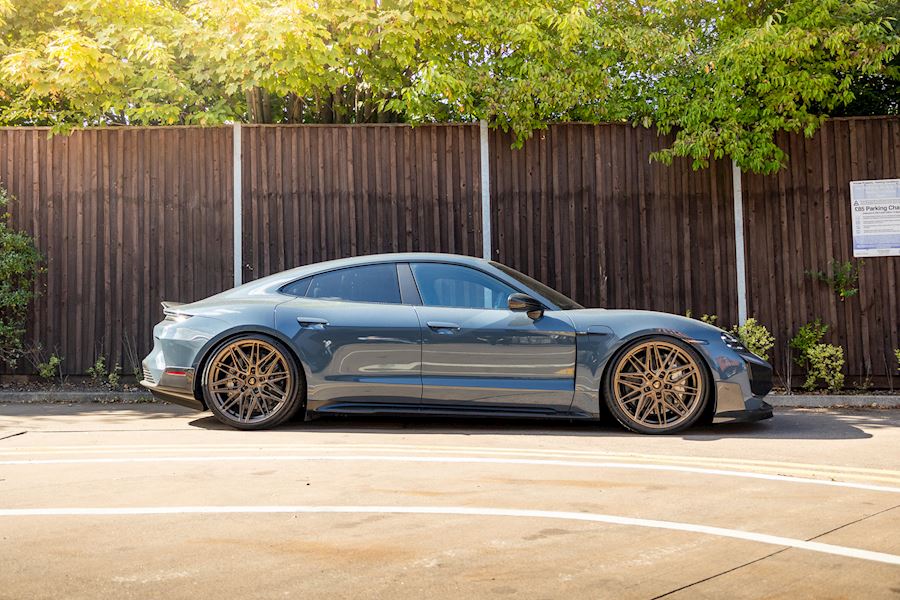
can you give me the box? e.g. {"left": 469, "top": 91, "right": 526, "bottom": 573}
{"left": 850, "top": 179, "right": 900, "bottom": 257}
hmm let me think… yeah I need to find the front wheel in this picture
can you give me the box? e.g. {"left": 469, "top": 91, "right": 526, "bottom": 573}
{"left": 202, "top": 335, "right": 304, "bottom": 430}
{"left": 604, "top": 336, "right": 710, "bottom": 434}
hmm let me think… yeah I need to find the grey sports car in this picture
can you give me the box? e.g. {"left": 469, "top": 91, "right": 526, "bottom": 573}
{"left": 141, "top": 253, "right": 773, "bottom": 433}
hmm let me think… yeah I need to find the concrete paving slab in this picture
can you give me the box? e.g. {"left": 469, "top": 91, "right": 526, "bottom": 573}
{"left": 1, "top": 404, "right": 899, "bottom": 598}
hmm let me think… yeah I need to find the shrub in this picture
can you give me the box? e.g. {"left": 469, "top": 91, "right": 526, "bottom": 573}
{"left": 806, "top": 259, "right": 862, "bottom": 302}
{"left": 804, "top": 344, "right": 845, "bottom": 392}
{"left": 87, "top": 356, "right": 109, "bottom": 383}
{"left": 731, "top": 318, "right": 775, "bottom": 361}
{"left": 38, "top": 354, "right": 62, "bottom": 381}
{"left": 684, "top": 310, "right": 718, "bottom": 326}
{"left": 789, "top": 319, "right": 828, "bottom": 368}
{"left": 107, "top": 363, "right": 121, "bottom": 388}
{"left": 896, "top": 349, "right": 900, "bottom": 373}
{"left": 0, "top": 186, "right": 42, "bottom": 367}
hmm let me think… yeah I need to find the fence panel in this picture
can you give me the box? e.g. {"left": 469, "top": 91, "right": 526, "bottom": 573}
{"left": 240, "top": 124, "right": 483, "bottom": 280}
{"left": 0, "top": 127, "right": 233, "bottom": 374}
{"left": 0, "top": 120, "right": 897, "bottom": 381}
{"left": 490, "top": 124, "right": 739, "bottom": 326}
{"left": 743, "top": 117, "right": 900, "bottom": 386}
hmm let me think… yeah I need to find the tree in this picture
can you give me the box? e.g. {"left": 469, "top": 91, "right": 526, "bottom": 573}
{"left": 1, "top": 0, "right": 897, "bottom": 173}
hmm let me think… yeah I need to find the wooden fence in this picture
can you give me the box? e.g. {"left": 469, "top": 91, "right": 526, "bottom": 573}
{"left": 0, "top": 119, "right": 897, "bottom": 384}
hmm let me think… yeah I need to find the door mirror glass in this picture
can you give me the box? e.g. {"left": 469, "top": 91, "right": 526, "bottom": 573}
{"left": 507, "top": 293, "right": 544, "bottom": 320}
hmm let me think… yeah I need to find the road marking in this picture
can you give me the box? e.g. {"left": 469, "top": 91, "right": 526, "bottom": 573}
{"left": 1, "top": 504, "right": 898, "bottom": 566}
{"left": 1, "top": 442, "right": 896, "bottom": 478}
{"left": 3, "top": 454, "right": 900, "bottom": 494}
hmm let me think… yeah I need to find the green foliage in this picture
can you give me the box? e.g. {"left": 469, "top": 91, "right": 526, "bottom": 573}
{"left": 790, "top": 318, "right": 829, "bottom": 368}
{"left": 895, "top": 349, "right": 900, "bottom": 373}
{"left": 806, "top": 259, "right": 863, "bottom": 301}
{"left": 86, "top": 355, "right": 108, "bottom": 383}
{"left": 107, "top": 363, "right": 120, "bottom": 387}
{"left": 731, "top": 318, "right": 775, "bottom": 361}
{"left": 685, "top": 310, "right": 718, "bottom": 325}
{"left": 0, "top": 186, "right": 42, "bottom": 367}
{"left": 1, "top": 0, "right": 898, "bottom": 171}
{"left": 37, "top": 354, "right": 61, "bottom": 380}
{"left": 803, "top": 343, "right": 845, "bottom": 392}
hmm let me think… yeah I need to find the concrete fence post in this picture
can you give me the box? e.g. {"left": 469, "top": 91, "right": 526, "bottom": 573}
{"left": 480, "top": 120, "right": 492, "bottom": 260}
{"left": 732, "top": 159, "right": 748, "bottom": 325}
{"left": 233, "top": 123, "right": 243, "bottom": 288}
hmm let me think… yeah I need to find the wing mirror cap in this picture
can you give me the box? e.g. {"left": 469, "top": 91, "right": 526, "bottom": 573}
{"left": 508, "top": 293, "right": 544, "bottom": 320}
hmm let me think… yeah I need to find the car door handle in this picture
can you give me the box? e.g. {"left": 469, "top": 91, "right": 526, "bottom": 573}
{"left": 297, "top": 317, "right": 329, "bottom": 327}
{"left": 427, "top": 321, "right": 460, "bottom": 331}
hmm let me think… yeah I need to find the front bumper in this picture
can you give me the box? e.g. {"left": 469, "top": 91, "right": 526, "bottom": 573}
{"left": 709, "top": 349, "right": 774, "bottom": 424}
{"left": 713, "top": 397, "right": 774, "bottom": 424}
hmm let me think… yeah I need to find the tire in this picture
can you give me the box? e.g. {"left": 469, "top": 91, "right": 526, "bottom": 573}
{"left": 603, "top": 336, "right": 710, "bottom": 434}
{"left": 201, "top": 334, "right": 305, "bottom": 430}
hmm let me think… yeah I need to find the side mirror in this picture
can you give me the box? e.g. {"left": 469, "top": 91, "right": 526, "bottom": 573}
{"left": 508, "top": 293, "right": 544, "bottom": 320}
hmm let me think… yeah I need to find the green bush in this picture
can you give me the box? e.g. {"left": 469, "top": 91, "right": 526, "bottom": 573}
{"left": 805, "top": 259, "right": 862, "bottom": 302}
{"left": 37, "top": 354, "right": 62, "bottom": 380}
{"left": 789, "top": 319, "right": 829, "bottom": 368}
{"left": 86, "top": 356, "right": 109, "bottom": 383}
{"left": 731, "top": 318, "right": 775, "bottom": 361}
{"left": 895, "top": 349, "right": 900, "bottom": 374}
{"left": 0, "top": 186, "right": 42, "bottom": 367}
{"left": 804, "top": 344, "right": 845, "bottom": 392}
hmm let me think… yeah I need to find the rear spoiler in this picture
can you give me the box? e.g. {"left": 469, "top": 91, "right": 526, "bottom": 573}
{"left": 161, "top": 301, "right": 185, "bottom": 316}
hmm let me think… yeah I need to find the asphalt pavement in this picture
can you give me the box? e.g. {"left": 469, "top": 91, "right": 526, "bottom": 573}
{"left": 1, "top": 403, "right": 899, "bottom": 599}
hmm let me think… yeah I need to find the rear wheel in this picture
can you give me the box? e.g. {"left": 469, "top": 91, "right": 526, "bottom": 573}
{"left": 202, "top": 335, "right": 304, "bottom": 430}
{"left": 604, "top": 336, "right": 709, "bottom": 434}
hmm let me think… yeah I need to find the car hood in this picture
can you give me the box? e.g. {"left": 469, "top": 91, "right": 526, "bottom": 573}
{"left": 565, "top": 308, "right": 723, "bottom": 339}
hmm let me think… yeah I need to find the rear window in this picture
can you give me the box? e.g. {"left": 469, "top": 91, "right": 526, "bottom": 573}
{"left": 295, "top": 263, "right": 401, "bottom": 304}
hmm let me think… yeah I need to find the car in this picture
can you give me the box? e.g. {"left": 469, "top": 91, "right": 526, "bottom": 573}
{"left": 141, "top": 253, "right": 773, "bottom": 433}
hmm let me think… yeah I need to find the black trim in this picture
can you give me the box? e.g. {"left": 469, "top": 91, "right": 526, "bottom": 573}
{"left": 140, "top": 380, "right": 205, "bottom": 411}
{"left": 397, "top": 262, "right": 422, "bottom": 305}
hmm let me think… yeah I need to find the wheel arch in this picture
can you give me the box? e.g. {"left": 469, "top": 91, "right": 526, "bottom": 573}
{"left": 190, "top": 325, "right": 309, "bottom": 409}
{"left": 598, "top": 332, "right": 717, "bottom": 422}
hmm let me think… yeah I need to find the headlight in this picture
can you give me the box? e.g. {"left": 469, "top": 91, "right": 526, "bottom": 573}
{"left": 720, "top": 332, "right": 746, "bottom": 352}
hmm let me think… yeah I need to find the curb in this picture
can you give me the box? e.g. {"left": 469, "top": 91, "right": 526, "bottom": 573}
{"left": 0, "top": 391, "right": 898, "bottom": 409}
{"left": 0, "top": 391, "right": 156, "bottom": 404}
{"left": 769, "top": 394, "right": 900, "bottom": 409}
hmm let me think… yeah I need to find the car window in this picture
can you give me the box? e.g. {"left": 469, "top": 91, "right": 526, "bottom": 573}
{"left": 410, "top": 263, "right": 517, "bottom": 309}
{"left": 305, "top": 264, "right": 401, "bottom": 304}
{"left": 490, "top": 261, "right": 583, "bottom": 310}
{"left": 281, "top": 277, "right": 311, "bottom": 297}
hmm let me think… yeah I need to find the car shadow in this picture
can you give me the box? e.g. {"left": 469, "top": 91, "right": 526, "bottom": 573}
{"left": 187, "top": 407, "right": 891, "bottom": 441}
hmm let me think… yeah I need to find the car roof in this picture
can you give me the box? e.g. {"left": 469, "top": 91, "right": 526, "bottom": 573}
{"left": 244, "top": 252, "right": 493, "bottom": 293}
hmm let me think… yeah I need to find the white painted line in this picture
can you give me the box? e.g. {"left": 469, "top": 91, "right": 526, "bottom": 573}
{"left": 2, "top": 504, "right": 898, "bottom": 565}
{"left": 3, "top": 454, "right": 899, "bottom": 494}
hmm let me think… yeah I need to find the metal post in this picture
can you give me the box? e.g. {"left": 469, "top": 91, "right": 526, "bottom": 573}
{"left": 479, "top": 120, "right": 492, "bottom": 260}
{"left": 233, "top": 123, "right": 242, "bottom": 287}
{"left": 732, "top": 159, "right": 748, "bottom": 325}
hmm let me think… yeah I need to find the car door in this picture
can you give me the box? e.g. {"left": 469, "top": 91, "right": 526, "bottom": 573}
{"left": 274, "top": 262, "right": 422, "bottom": 413}
{"left": 408, "top": 262, "right": 577, "bottom": 414}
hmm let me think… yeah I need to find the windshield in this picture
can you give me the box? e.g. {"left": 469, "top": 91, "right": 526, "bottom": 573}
{"left": 490, "top": 262, "right": 584, "bottom": 310}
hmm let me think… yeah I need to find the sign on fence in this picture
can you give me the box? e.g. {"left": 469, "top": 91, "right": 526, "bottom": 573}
{"left": 850, "top": 179, "right": 900, "bottom": 257}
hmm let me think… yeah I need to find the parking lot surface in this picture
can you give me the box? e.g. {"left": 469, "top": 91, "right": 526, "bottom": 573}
{"left": 1, "top": 403, "right": 899, "bottom": 599}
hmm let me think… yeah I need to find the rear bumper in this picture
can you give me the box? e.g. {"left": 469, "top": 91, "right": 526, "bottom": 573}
{"left": 140, "top": 379, "right": 204, "bottom": 411}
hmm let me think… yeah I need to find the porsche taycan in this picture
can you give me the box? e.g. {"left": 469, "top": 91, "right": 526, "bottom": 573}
{"left": 141, "top": 253, "right": 773, "bottom": 433}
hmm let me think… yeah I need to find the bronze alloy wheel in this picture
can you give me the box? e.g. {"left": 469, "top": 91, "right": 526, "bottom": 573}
{"left": 202, "top": 336, "right": 302, "bottom": 430}
{"left": 605, "top": 337, "right": 709, "bottom": 434}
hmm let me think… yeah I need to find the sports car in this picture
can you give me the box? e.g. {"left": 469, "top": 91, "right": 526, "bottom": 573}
{"left": 141, "top": 253, "right": 773, "bottom": 433}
